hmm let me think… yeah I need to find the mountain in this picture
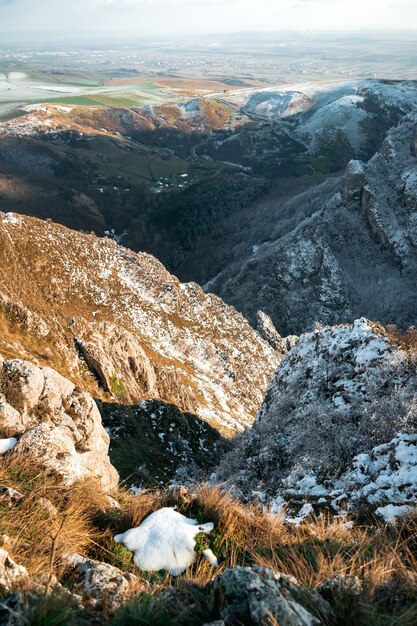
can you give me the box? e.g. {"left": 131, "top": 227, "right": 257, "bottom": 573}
{"left": 217, "top": 318, "right": 417, "bottom": 520}
{"left": 209, "top": 105, "right": 417, "bottom": 335}
{"left": 2, "top": 81, "right": 417, "bottom": 340}
{"left": 0, "top": 212, "right": 278, "bottom": 434}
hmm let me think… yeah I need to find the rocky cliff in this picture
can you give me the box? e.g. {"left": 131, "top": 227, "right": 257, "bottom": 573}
{"left": 0, "top": 212, "right": 279, "bottom": 433}
{"left": 210, "top": 109, "right": 417, "bottom": 335}
{"left": 217, "top": 318, "right": 417, "bottom": 516}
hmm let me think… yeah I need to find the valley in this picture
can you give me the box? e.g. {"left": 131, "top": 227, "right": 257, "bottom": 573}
{"left": 1, "top": 27, "right": 417, "bottom": 626}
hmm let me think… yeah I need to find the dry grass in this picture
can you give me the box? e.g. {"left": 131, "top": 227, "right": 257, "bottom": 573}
{"left": 0, "top": 453, "right": 108, "bottom": 575}
{"left": 1, "top": 455, "right": 417, "bottom": 623}
{"left": 383, "top": 324, "right": 417, "bottom": 355}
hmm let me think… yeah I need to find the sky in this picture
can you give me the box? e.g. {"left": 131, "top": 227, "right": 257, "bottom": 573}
{"left": 0, "top": 0, "right": 417, "bottom": 39}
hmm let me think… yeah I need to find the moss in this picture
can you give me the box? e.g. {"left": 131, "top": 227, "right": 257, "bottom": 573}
{"left": 109, "top": 376, "right": 128, "bottom": 402}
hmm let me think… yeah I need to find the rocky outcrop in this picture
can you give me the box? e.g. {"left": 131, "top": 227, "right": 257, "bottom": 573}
{"left": 63, "top": 554, "right": 140, "bottom": 611}
{"left": 0, "top": 212, "right": 278, "bottom": 434}
{"left": 0, "top": 550, "right": 29, "bottom": 594}
{"left": 212, "top": 566, "right": 334, "bottom": 626}
{"left": 256, "top": 311, "right": 298, "bottom": 353}
{"left": 211, "top": 110, "right": 417, "bottom": 336}
{"left": 341, "top": 159, "right": 366, "bottom": 200}
{"left": 0, "top": 357, "right": 118, "bottom": 491}
{"left": 217, "top": 319, "right": 417, "bottom": 501}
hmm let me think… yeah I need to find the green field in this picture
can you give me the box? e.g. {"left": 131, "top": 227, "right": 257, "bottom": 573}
{"left": 79, "top": 136, "right": 188, "bottom": 183}
{"left": 26, "top": 70, "right": 102, "bottom": 87}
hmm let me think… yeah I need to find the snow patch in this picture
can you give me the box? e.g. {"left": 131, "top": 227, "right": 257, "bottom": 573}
{"left": 114, "top": 507, "right": 215, "bottom": 575}
{"left": 0, "top": 437, "right": 17, "bottom": 455}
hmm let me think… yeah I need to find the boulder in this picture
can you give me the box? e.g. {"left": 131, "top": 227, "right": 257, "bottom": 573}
{"left": 63, "top": 553, "right": 141, "bottom": 611}
{"left": 212, "top": 565, "right": 333, "bottom": 626}
{"left": 0, "top": 358, "right": 118, "bottom": 491}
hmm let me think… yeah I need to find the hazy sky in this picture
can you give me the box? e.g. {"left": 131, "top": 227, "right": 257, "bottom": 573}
{"left": 0, "top": 0, "right": 417, "bottom": 38}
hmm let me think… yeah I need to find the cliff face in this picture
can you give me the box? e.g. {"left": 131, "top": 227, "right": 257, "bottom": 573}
{"left": 217, "top": 318, "right": 417, "bottom": 499}
{"left": 210, "top": 111, "right": 417, "bottom": 335}
{"left": 0, "top": 212, "right": 279, "bottom": 434}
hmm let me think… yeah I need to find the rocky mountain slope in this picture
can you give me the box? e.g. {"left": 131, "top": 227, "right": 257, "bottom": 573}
{"left": 210, "top": 106, "right": 417, "bottom": 335}
{"left": 0, "top": 212, "right": 279, "bottom": 434}
{"left": 217, "top": 318, "right": 417, "bottom": 520}
{"left": 1, "top": 80, "right": 416, "bottom": 329}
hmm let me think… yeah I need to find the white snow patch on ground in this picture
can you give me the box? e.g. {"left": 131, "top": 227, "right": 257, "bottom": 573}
{"left": 2, "top": 212, "right": 21, "bottom": 225}
{"left": 0, "top": 437, "right": 17, "bottom": 454}
{"left": 275, "top": 434, "right": 417, "bottom": 524}
{"left": 202, "top": 548, "right": 218, "bottom": 568}
{"left": 376, "top": 504, "right": 413, "bottom": 523}
{"left": 114, "top": 507, "right": 215, "bottom": 575}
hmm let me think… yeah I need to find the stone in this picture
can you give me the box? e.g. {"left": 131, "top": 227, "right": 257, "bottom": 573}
{"left": 63, "top": 553, "right": 141, "bottom": 611}
{"left": 0, "top": 549, "right": 29, "bottom": 593}
{"left": 0, "top": 358, "right": 118, "bottom": 491}
{"left": 1, "top": 360, "right": 44, "bottom": 412}
{"left": 212, "top": 565, "right": 333, "bottom": 626}
{"left": 0, "top": 401, "right": 22, "bottom": 434}
{"left": 0, "top": 592, "right": 22, "bottom": 626}
{"left": 256, "top": 311, "right": 286, "bottom": 352}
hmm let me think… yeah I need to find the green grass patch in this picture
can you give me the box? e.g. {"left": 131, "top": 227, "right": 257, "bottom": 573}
{"left": 109, "top": 376, "right": 128, "bottom": 402}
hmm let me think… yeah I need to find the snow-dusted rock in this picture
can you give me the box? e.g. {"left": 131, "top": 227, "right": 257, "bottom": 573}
{"left": 212, "top": 565, "right": 333, "bottom": 626}
{"left": 0, "top": 550, "right": 29, "bottom": 593}
{"left": 0, "top": 212, "right": 278, "bottom": 434}
{"left": 114, "top": 507, "right": 215, "bottom": 575}
{"left": 212, "top": 105, "right": 417, "bottom": 337}
{"left": 341, "top": 159, "right": 366, "bottom": 200}
{"left": 63, "top": 553, "right": 140, "bottom": 610}
{"left": 217, "top": 319, "right": 417, "bottom": 501}
{"left": 256, "top": 311, "right": 297, "bottom": 353}
{"left": 0, "top": 358, "right": 118, "bottom": 491}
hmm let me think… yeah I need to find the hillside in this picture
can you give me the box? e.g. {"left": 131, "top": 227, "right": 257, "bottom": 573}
{"left": 1, "top": 78, "right": 417, "bottom": 625}
{"left": 0, "top": 212, "right": 278, "bottom": 434}
{"left": 1, "top": 80, "right": 417, "bottom": 339}
{"left": 211, "top": 105, "right": 417, "bottom": 334}
{"left": 217, "top": 318, "right": 417, "bottom": 521}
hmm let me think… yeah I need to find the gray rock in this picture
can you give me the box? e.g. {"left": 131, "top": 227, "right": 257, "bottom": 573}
{"left": 257, "top": 311, "right": 285, "bottom": 352}
{"left": 0, "top": 358, "right": 118, "bottom": 491}
{"left": 0, "top": 549, "right": 29, "bottom": 593}
{"left": 0, "top": 592, "right": 22, "bottom": 626}
{"left": 63, "top": 553, "right": 141, "bottom": 611}
{"left": 340, "top": 159, "right": 366, "bottom": 200}
{"left": 212, "top": 565, "right": 333, "bottom": 626}
{"left": 217, "top": 318, "right": 417, "bottom": 497}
